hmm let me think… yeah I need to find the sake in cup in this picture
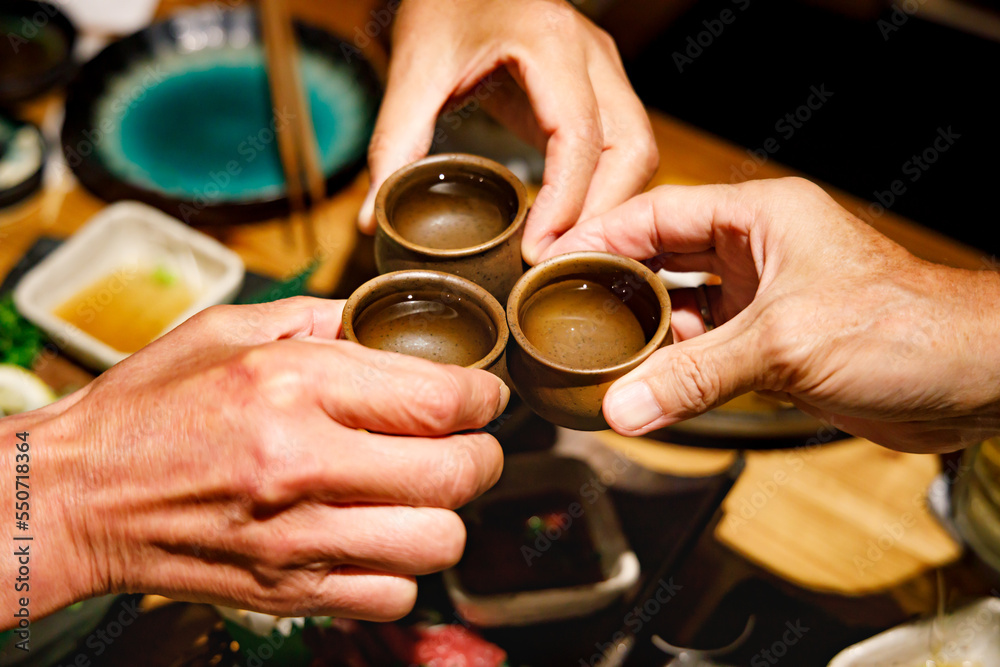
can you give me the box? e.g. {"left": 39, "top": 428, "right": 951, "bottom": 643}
{"left": 342, "top": 269, "right": 508, "bottom": 381}
{"left": 374, "top": 153, "right": 527, "bottom": 303}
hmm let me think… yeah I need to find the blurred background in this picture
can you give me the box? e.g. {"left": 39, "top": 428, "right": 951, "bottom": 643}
{"left": 597, "top": 0, "right": 999, "bottom": 254}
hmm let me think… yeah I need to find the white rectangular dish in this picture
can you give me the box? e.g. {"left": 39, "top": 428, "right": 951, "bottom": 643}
{"left": 828, "top": 597, "right": 1000, "bottom": 666}
{"left": 443, "top": 452, "right": 640, "bottom": 627}
{"left": 14, "top": 201, "right": 244, "bottom": 370}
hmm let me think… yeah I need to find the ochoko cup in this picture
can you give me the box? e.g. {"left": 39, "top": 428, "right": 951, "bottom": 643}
{"left": 374, "top": 153, "right": 527, "bottom": 303}
{"left": 342, "top": 269, "right": 508, "bottom": 381}
{"left": 506, "top": 252, "right": 672, "bottom": 431}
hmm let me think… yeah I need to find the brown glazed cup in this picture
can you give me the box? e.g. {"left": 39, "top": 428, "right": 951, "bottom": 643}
{"left": 374, "top": 153, "right": 528, "bottom": 304}
{"left": 506, "top": 252, "right": 672, "bottom": 431}
{"left": 342, "top": 269, "right": 508, "bottom": 382}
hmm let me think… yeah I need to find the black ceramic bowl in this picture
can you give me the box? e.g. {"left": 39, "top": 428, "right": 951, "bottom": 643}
{"left": 61, "top": 5, "right": 380, "bottom": 225}
{"left": 0, "top": 0, "right": 77, "bottom": 107}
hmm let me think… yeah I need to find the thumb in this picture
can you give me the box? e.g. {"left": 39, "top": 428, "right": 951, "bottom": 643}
{"left": 602, "top": 314, "right": 764, "bottom": 435}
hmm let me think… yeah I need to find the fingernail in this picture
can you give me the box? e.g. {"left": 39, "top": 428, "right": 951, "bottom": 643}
{"left": 522, "top": 233, "right": 555, "bottom": 266}
{"left": 604, "top": 381, "right": 662, "bottom": 431}
{"left": 358, "top": 188, "right": 375, "bottom": 230}
{"left": 493, "top": 380, "right": 511, "bottom": 421}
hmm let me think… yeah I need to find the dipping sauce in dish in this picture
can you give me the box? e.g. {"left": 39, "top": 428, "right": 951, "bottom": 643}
{"left": 54, "top": 266, "right": 195, "bottom": 354}
{"left": 457, "top": 490, "right": 604, "bottom": 595}
{"left": 520, "top": 278, "right": 647, "bottom": 369}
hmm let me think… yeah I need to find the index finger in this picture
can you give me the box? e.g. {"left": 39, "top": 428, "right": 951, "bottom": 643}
{"left": 289, "top": 340, "right": 510, "bottom": 437}
{"left": 172, "top": 297, "right": 347, "bottom": 350}
{"left": 538, "top": 183, "right": 757, "bottom": 261}
{"left": 516, "top": 48, "right": 604, "bottom": 265}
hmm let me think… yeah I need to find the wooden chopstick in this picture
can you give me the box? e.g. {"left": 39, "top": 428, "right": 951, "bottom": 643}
{"left": 259, "top": 0, "right": 322, "bottom": 250}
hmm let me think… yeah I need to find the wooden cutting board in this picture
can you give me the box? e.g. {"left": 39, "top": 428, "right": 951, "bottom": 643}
{"left": 713, "top": 438, "right": 961, "bottom": 595}
{"left": 594, "top": 432, "right": 961, "bottom": 596}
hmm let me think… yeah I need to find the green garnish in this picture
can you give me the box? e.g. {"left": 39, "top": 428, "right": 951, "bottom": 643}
{"left": 0, "top": 294, "right": 45, "bottom": 369}
{"left": 151, "top": 264, "right": 178, "bottom": 286}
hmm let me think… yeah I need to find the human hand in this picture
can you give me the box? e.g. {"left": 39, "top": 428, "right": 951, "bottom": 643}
{"left": 358, "top": 0, "right": 658, "bottom": 264}
{"left": 540, "top": 178, "right": 1000, "bottom": 453}
{"left": 4, "top": 297, "right": 508, "bottom": 626}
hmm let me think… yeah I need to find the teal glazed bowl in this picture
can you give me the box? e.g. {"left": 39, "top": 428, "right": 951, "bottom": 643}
{"left": 61, "top": 5, "right": 380, "bottom": 225}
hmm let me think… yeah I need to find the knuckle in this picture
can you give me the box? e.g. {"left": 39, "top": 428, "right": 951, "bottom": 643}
{"left": 441, "top": 449, "right": 480, "bottom": 509}
{"left": 754, "top": 300, "right": 807, "bottom": 388}
{"left": 595, "top": 27, "right": 618, "bottom": 53}
{"left": 273, "top": 295, "right": 314, "bottom": 310}
{"left": 776, "top": 176, "right": 824, "bottom": 198}
{"left": 263, "top": 576, "right": 324, "bottom": 615}
{"left": 539, "top": 2, "right": 578, "bottom": 29}
{"left": 190, "top": 303, "right": 234, "bottom": 330}
{"left": 367, "top": 130, "right": 391, "bottom": 162}
{"left": 410, "top": 373, "right": 466, "bottom": 431}
{"left": 570, "top": 114, "right": 604, "bottom": 150}
{"left": 438, "top": 436, "right": 495, "bottom": 508}
{"left": 626, "top": 130, "right": 660, "bottom": 178}
{"left": 226, "top": 344, "right": 279, "bottom": 392}
{"left": 669, "top": 348, "right": 721, "bottom": 415}
{"left": 336, "top": 574, "right": 417, "bottom": 621}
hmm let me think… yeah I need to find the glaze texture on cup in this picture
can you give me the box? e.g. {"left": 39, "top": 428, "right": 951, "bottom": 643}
{"left": 506, "top": 252, "right": 672, "bottom": 431}
{"left": 342, "top": 269, "right": 508, "bottom": 381}
{"left": 374, "top": 153, "right": 527, "bottom": 303}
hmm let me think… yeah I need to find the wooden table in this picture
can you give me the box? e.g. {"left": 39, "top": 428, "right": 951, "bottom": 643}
{"left": 1, "top": 0, "right": 989, "bottom": 624}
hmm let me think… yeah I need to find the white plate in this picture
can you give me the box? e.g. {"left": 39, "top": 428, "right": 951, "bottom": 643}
{"left": 14, "top": 201, "right": 244, "bottom": 370}
{"left": 828, "top": 597, "right": 1000, "bottom": 666}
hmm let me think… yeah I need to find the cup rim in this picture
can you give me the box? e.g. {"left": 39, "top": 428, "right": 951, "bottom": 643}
{"left": 342, "top": 269, "right": 509, "bottom": 371}
{"left": 506, "top": 251, "right": 672, "bottom": 377}
{"left": 374, "top": 153, "right": 528, "bottom": 258}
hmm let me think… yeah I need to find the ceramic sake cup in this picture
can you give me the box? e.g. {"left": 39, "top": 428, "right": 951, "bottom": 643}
{"left": 373, "top": 153, "right": 527, "bottom": 304}
{"left": 505, "top": 252, "right": 672, "bottom": 431}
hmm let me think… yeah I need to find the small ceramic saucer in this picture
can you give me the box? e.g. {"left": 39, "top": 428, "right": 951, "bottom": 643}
{"left": 0, "top": 0, "right": 77, "bottom": 106}
{"left": 0, "top": 114, "right": 45, "bottom": 209}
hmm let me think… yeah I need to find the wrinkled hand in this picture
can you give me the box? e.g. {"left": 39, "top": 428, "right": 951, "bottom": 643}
{"left": 541, "top": 178, "right": 1000, "bottom": 453}
{"left": 359, "top": 0, "right": 658, "bottom": 264}
{"left": 12, "top": 297, "right": 507, "bottom": 625}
